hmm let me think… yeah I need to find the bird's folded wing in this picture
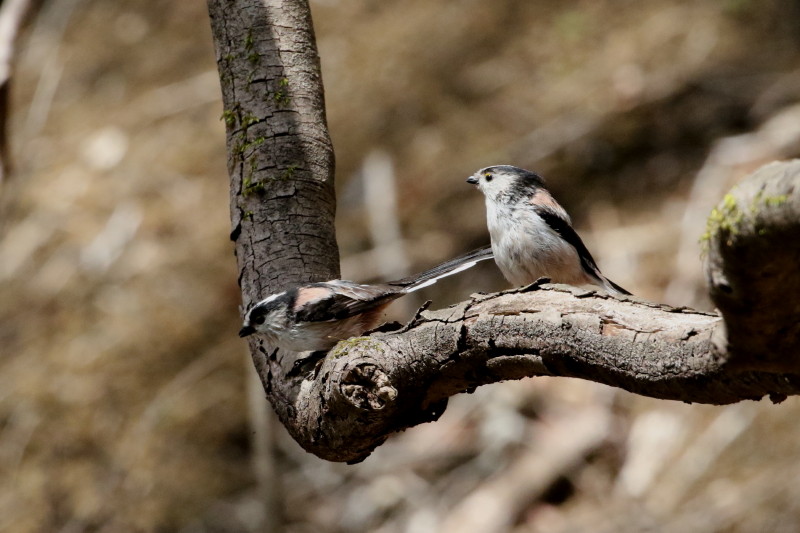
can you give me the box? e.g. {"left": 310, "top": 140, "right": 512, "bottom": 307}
{"left": 294, "top": 281, "right": 398, "bottom": 322}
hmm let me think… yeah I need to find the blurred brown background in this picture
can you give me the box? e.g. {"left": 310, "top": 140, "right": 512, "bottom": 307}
{"left": 3, "top": 0, "right": 800, "bottom": 531}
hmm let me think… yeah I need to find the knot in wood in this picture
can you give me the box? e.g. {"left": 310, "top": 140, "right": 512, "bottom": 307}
{"left": 340, "top": 363, "right": 397, "bottom": 411}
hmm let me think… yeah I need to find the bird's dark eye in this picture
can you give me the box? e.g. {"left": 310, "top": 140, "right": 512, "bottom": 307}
{"left": 251, "top": 310, "right": 266, "bottom": 325}
{"left": 485, "top": 174, "right": 493, "bottom": 182}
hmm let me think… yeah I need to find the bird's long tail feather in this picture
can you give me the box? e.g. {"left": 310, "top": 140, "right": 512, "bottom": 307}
{"left": 599, "top": 275, "right": 631, "bottom": 296}
{"left": 391, "top": 246, "right": 495, "bottom": 292}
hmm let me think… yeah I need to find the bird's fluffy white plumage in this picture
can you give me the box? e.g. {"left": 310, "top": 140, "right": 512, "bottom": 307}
{"left": 468, "top": 165, "right": 629, "bottom": 295}
{"left": 487, "top": 200, "right": 590, "bottom": 287}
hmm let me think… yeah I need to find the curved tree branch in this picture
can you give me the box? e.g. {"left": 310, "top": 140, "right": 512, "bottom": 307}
{"left": 304, "top": 161, "right": 799, "bottom": 463}
{"left": 208, "top": 2, "right": 800, "bottom": 463}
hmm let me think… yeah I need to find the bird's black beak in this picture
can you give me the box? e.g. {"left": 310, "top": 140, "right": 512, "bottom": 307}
{"left": 466, "top": 176, "right": 478, "bottom": 185}
{"left": 238, "top": 325, "right": 256, "bottom": 338}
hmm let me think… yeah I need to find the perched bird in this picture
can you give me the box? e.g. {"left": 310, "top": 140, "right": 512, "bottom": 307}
{"left": 466, "top": 165, "right": 630, "bottom": 296}
{"left": 239, "top": 246, "right": 494, "bottom": 351}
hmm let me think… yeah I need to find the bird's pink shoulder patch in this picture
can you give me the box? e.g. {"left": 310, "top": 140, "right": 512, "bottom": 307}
{"left": 293, "top": 286, "right": 333, "bottom": 310}
{"left": 530, "top": 189, "right": 561, "bottom": 210}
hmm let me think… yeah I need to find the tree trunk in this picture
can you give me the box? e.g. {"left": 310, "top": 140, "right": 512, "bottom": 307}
{"left": 207, "top": 0, "right": 339, "bottom": 438}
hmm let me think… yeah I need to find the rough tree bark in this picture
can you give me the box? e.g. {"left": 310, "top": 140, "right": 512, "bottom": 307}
{"left": 208, "top": 2, "right": 800, "bottom": 463}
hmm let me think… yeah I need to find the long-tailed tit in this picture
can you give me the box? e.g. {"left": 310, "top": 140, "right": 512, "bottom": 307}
{"left": 238, "top": 246, "right": 494, "bottom": 351}
{"left": 467, "top": 165, "right": 630, "bottom": 296}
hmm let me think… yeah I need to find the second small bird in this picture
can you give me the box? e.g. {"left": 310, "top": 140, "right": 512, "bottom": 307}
{"left": 467, "top": 165, "right": 630, "bottom": 296}
{"left": 239, "top": 246, "right": 494, "bottom": 351}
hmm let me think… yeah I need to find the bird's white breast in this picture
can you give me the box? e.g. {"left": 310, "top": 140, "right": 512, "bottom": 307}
{"left": 264, "top": 311, "right": 379, "bottom": 352}
{"left": 486, "top": 200, "right": 586, "bottom": 286}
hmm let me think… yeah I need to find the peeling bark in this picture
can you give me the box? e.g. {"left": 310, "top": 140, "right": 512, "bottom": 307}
{"left": 288, "top": 267, "right": 799, "bottom": 463}
{"left": 208, "top": 1, "right": 800, "bottom": 463}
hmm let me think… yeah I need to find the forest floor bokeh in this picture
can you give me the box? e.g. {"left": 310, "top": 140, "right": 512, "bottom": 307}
{"left": 2, "top": 1, "right": 800, "bottom": 531}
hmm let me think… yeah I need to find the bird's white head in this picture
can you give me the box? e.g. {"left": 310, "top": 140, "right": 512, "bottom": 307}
{"left": 239, "top": 292, "right": 287, "bottom": 338}
{"left": 466, "top": 165, "right": 546, "bottom": 204}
